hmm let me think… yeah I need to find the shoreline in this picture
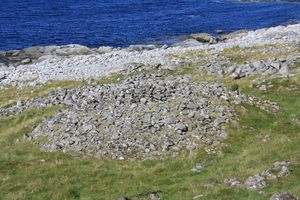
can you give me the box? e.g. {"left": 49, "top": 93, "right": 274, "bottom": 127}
{"left": 1, "top": 20, "right": 300, "bottom": 53}
{"left": 0, "top": 23, "right": 300, "bottom": 88}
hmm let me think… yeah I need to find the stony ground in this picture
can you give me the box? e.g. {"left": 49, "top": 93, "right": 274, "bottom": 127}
{"left": 0, "top": 23, "right": 300, "bottom": 200}
{"left": 0, "top": 23, "right": 299, "bottom": 87}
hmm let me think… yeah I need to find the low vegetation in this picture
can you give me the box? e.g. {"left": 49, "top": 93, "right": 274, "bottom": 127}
{"left": 220, "top": 44, "right": 300, "bottom": 64}
{"left": 0, "top": 80, "right": 82, "bottom": 109}
{"left": 0, "top": 72, "right": 128, "bottom": 109}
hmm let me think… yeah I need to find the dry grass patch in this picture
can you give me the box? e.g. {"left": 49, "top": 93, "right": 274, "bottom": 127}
{"left": 220, "top": 44, "right": 300, "bottom": 64}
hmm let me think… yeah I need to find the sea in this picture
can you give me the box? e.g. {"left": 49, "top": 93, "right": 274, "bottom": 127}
{"left": 0, "top": 0, "right": 300, "bottom": 51}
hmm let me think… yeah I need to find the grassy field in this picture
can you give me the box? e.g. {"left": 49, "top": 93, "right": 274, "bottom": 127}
{"left": 0, "top": 44, "right": 300, "bottom": 199}
{"left": 0, "top": 75, "right": 300, "bottom": 200}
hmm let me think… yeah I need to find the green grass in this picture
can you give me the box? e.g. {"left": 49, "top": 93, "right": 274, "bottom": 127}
{"left": 96, "top": 72, "right": 126, "bottom": 85}
{"left": 0, "top": 72, "right": 127, "bottom": 109}
{"left": 1, "top": 75, "right": 300, "bottom": 199}
{"left": 0, "top": 80, "right": 82, "bottom": 109}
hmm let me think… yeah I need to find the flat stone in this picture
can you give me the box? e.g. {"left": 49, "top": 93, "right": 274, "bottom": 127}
{"left": 190, "top": 33, "right": 217, "bottom": 44}
{"left": 175, "top": 122, "right": 188, "bottom": 132}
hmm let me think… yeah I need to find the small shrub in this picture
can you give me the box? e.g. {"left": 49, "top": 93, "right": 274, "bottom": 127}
{"left": 69, "top": 189, "right": 80, "bottom": 199}
{"left": 231, "top": 84, "right": 239, "bottom": 92}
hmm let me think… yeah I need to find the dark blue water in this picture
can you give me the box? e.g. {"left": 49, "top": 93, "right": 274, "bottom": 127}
{"left": 0, "top": 0, "right": 300, "bottom": 51}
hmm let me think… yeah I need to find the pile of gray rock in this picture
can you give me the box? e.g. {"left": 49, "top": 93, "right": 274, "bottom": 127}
{"left": 228, "top": 58, "right": 293, "bottom": 79}
{"left": 176, "top": 49, "right": 299, "bottom": 79}
{"left": 0, "top": 72, "right": 273, "bottom": 160}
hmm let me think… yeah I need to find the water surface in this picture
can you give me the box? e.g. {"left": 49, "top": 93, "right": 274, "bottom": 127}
{"left": 0, "top": 0, "right": 299, "bottom": 50}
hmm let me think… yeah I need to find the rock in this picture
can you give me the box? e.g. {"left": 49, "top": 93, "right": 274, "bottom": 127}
{"left": 160, "top": 65, "right": 177, "bottom": 71}
{"left": 215, "top": 29, "right": 224, "bottom": 34}
{"left": 23, "top": 133, "right": 33, "bottom": 141}
{"left": 140, "top": 97, "right": 147, "bottom": 104}
{"left": 149, "top": 192, "right": 160, "bottom": 200}
{"left": 175, "top": 122, "right": 188, "bottom": 133}
{"left": 97, "top": 46, "right": 114, "bottom": 54}
{"left": 16, "top": 100, "right": 23, "bottom": 107}
{"left": 172, "top": 39, "right": 203, "bottom": 47}
{"left": 270, "top": 192, "right": 299, "bottom": 200}
{"left": 273, "top": 161, "right": 290, "bottom": 169}
{"left": 252, "top": 61, "right": 265, "bottom": 70}
{"left": 161, "top": 45, "right": 168, "bottom": 49}
{"left": 162, "top": 117, "right": 173, "bottom": 125}
{"left": 82, "top": 123, "right": 93, "bottom": 132}
{"left": 219, "top": 131, "right": 228, "bottom": 139}
{"left": 224, "top": 178, "right": 242, "bottom": 187}
{"left": 188, "top": 111, "right": 195, "bottom": 118}
{"left": 271, "top": 62, "right": 281, "bottom": 70}
{"left": 190, "top": 33, "right": 217, "bottom": 44}
{"left": 278, "top": 64, "right": 290, "bottom": 77}
{"left": 261, "top": 169, "right": 277, "bottom": 180}
{"left": 21, "top": 58, "right": 31, "bottom": 64}
{"left": 219, "top": 29, "right": 248, "bottom": 41}
{"left": 205, "top": 178, "right": 219, "bottom": 187}
{"left": 278, "top": 166, "right": 290, "bottom": 177}
{"left": 193, "top": 194, "right": 204, "bottom": 199}
{"left": 191, "top": 163, "right": 205, "bottom": 173}
{"left": 127, "top": 45, "right": 157, "bottom": 52}
{"left": 117, "top": 196, "right": 131, "bottom": 200}
{"left": 0, "top": 71, "right": 6, "bottom": 80}
{"left": 259, "top": 85, "right": 267, "bottom": 91}
{"left": 244, "top": 175, "right": 266, "bottom": 190}
{"left": 162, "top": 139, "right": 175, "bottom": 151}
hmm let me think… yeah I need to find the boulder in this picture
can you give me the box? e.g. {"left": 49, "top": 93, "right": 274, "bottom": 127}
{"left": 172, "top": 39, "right": 203, "bottom": 47}
{"left": 175, "top": 122, "right": 188, "bottom": 133}
{"left": 189, "top": 33, "right": 217, "bottom": 44}
{"left": 278, "top": 64, "right": 290, "bottom": 78}
{"left": 127, "top": 45, "right": 158, "bottom": 52}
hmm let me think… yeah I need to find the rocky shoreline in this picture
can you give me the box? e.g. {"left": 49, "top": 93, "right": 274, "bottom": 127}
{"left": 0, "top": 23, "right": 299, "bottom": 88}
